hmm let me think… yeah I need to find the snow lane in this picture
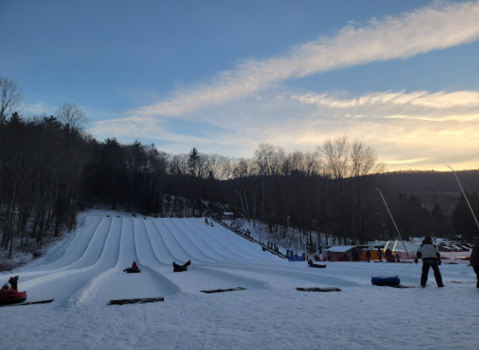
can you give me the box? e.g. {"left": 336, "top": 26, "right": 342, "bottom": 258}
{"left": 20, "top": 216, "right": 103, "bottom": 272}
{"left": 132, "top": 218, "right": 183, "bottom": 295}
{"left": 133, "top": 218, "right": 169, "bottom": 267}
{"left": 144, "top": 217, "right": 180, "bottom": 263}
{"left": 78, "top": 217, "right": 181, "bottom": 306}
{"left": 163, "top": 218, "right": 225, "bottom": 263}
{"left": 16, "top": 217, "right": 112, "bottom": 283}
{"left": 177, "top": 219, "right": 253, "bottom": 261}
{"left": 151, "top": 218, "right": 197, "bottom": 264}
{"left": 184, "top": 218, "right": 276, "bottom": 261}
{"left": 67, "top": 218, "right": 124, "bottom": 306}
{"left": 139, "top": 219, "right": 268, "bottom": 293}
{"left": 18, "top": 218, "right": 121, "bottom": 306}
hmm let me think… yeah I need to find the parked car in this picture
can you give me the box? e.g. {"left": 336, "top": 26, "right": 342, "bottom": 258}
{"left": 456, "top": 244, "right": 470, "bottom": 251}
{"left": 448, "top": 245, "right": 463, "bottom": 252}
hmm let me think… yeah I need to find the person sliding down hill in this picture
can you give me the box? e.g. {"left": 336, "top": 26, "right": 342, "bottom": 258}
{"left": 8, "top": 276, "right": 19, "bottom": 291}
{"left": 131, "top": 261, "right": 138, "bottom": 270}
{"left": 1, "top": 276, "right": 19, "bottom": 293}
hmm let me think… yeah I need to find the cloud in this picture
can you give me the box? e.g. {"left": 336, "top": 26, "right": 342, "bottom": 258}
{"left": 293, "top": 90, "right": 479, "bottom": 110}
{"left": 136, "top": 0, "right": 479, "bottom": 117}
{"left": 88, "top": 1, "right": 479, "bottom": 171}
{"left": 90, "top": 115, "right": 212, "bottom": 145}
{"left": 91, "top": 86, "right": 479, "bottom": 171}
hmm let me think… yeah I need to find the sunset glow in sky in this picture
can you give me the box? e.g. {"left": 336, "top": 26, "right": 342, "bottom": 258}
{"left": 2, "top": 0, "right": 479, "bottom": 171}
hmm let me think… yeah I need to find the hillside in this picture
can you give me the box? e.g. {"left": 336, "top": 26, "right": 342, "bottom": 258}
{"left": 375, "top": 169, "right": 479, "bottom": 214}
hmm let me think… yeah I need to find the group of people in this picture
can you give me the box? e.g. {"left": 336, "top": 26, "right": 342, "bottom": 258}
{"left": 363, "top": 247, "right": 400, "bottom": 263}
{"left": 267, "top": 241, "right": 278, "bottom": 251}
{"left": 204, "top": 217, "right": 214, "bottom": 226}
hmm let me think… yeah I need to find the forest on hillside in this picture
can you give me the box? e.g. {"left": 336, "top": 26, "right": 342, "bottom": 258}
{"left": 1, "top": 76, "right": 479, "bottom": 260}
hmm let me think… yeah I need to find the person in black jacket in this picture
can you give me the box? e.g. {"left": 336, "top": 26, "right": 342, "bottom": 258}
{"left": 470, "top": 240, "right": 479, "bottom": 288}
{"left": 8, "top": 276, "right": 19, "bottom": 291}
{"left": 415, "top": 237, "right": 444, "bottom": 287}
{"left": 377, "top": 248, "right": 383, "bottom": 262}
{"left": 366, "top": 249, "right": 371, "bottom": 262}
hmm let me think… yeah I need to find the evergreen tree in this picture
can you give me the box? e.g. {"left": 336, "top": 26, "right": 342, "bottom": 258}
{"left": 451, "top": 192, "right": 479, "bottom": 240}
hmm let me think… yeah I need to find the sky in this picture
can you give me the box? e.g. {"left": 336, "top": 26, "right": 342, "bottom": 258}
{"left": 1, "top": 0, "right": 479, "bottom": 171}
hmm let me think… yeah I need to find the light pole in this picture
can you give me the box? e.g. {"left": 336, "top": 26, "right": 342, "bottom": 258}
{"left": 69, "top": 198, "right": 73, "bottom": 232}
{"left": 286, "top": 216, "right": 291, "bottom": 248}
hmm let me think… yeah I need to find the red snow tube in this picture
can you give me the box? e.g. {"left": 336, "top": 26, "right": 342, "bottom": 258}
{"left": 0, "top": 289, "right": 27, "bottom": 306}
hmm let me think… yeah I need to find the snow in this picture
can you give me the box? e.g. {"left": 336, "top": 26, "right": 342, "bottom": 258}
{"left": 325, "top": 245, "right": 356, "bottom": 252}
{"left": 1, "top": 210, "right": 478, "bottom": 350}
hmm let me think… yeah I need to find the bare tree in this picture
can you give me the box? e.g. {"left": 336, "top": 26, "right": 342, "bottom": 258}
{"left": 320, "top": 136, "right": 350, "bottom": 243}
{"left": 56, "top": 103, "right": 88, "bottom": 132}
{"left": 0, "top": 76, "right": 23, "bottom": 125}
{"left": 349, "top": 139, "right": 384, "bottom": 243}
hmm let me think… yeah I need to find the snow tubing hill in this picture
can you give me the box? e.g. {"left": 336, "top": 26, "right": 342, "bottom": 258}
{"left": 0, "top": 289, "right": 27, "bottom": 306}
{"left": 123, "top": 268, "right": 141, "bottom": 273}
{"left": 371, "top": 276, "right": 400, "bottom": 287}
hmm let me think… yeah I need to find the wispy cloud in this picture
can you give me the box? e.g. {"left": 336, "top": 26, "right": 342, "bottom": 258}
{"left": 88, "top": 1, "right": 479, "bottom": 170}
{"left": 292, "top": 90, "right": 479, "bottom": 122}
{"left": 293, "top": 90, "right": 479, "bottom": 109}
{"left": 92, "top": 86, "right": 479, "bottom": 170}
{"left": 137, "top": 0, "right": 479, "bottom": 117}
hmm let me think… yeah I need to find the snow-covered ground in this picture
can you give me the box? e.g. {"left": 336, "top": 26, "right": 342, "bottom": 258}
{"left": 1, "top": 211, "right": 478, "bottom": 350}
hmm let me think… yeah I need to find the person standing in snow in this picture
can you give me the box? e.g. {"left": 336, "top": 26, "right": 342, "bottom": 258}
{"left": 469, "top": 240, "right": 479, "bottom": 288}
{"left": 366, "top": 249, "right": 371, "bottom": 262}
{"left": 377, "top": 248, "right": 383, "bottom": 262}
{"left": 415, "top": 237, "right": 444, "bottom": 287}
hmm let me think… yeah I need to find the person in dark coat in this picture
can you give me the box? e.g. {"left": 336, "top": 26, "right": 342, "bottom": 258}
{"left": 8, "top": 276, "right": 19, "bottom": 291}
{"left": 415, "top": 236, "right": 444, "bottom": 287}
{"left": 470, "top": 240, "right": 479, "bottom": 288}
{"left": 385, "top": 248, "right": 393, "bottom": 262}
{"left": 131, "top": 261, "right": 138, "bottom": 270}
{"left": 377, "top": 248, "right": 383, "bottom": 262}
{"left": 366, "top": 249, "right": 371, "bottom": 262}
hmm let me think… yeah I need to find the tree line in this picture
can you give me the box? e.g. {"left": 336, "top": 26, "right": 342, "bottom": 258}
{"left": 1, "top": 75, "right": 477, "bottom": 259}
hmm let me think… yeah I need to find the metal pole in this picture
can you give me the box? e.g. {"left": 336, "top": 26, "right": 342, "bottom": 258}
{"left": 69, "top": 198, "right": 73, "bottom": 232}
{"left": 375, "top": 188, "right": 410, "bottom": 258}
{"left": 448, "top": 165, "right": 479, "bottom": 233}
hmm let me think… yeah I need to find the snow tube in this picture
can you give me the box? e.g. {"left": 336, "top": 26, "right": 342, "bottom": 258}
{"left": 0, "top": 289, "right": 27, "bottom": 306}
{"left": 123, "top": 268, "right": 141, "bottom": 273}
{"left": 371, "top": 276, "right": 400, "bottom": 287}
{"left": 173, "top": 260, "right": 191, "bottom": 272}
{"left": 308, "top": 263, "right": 327, "bottom": 268}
